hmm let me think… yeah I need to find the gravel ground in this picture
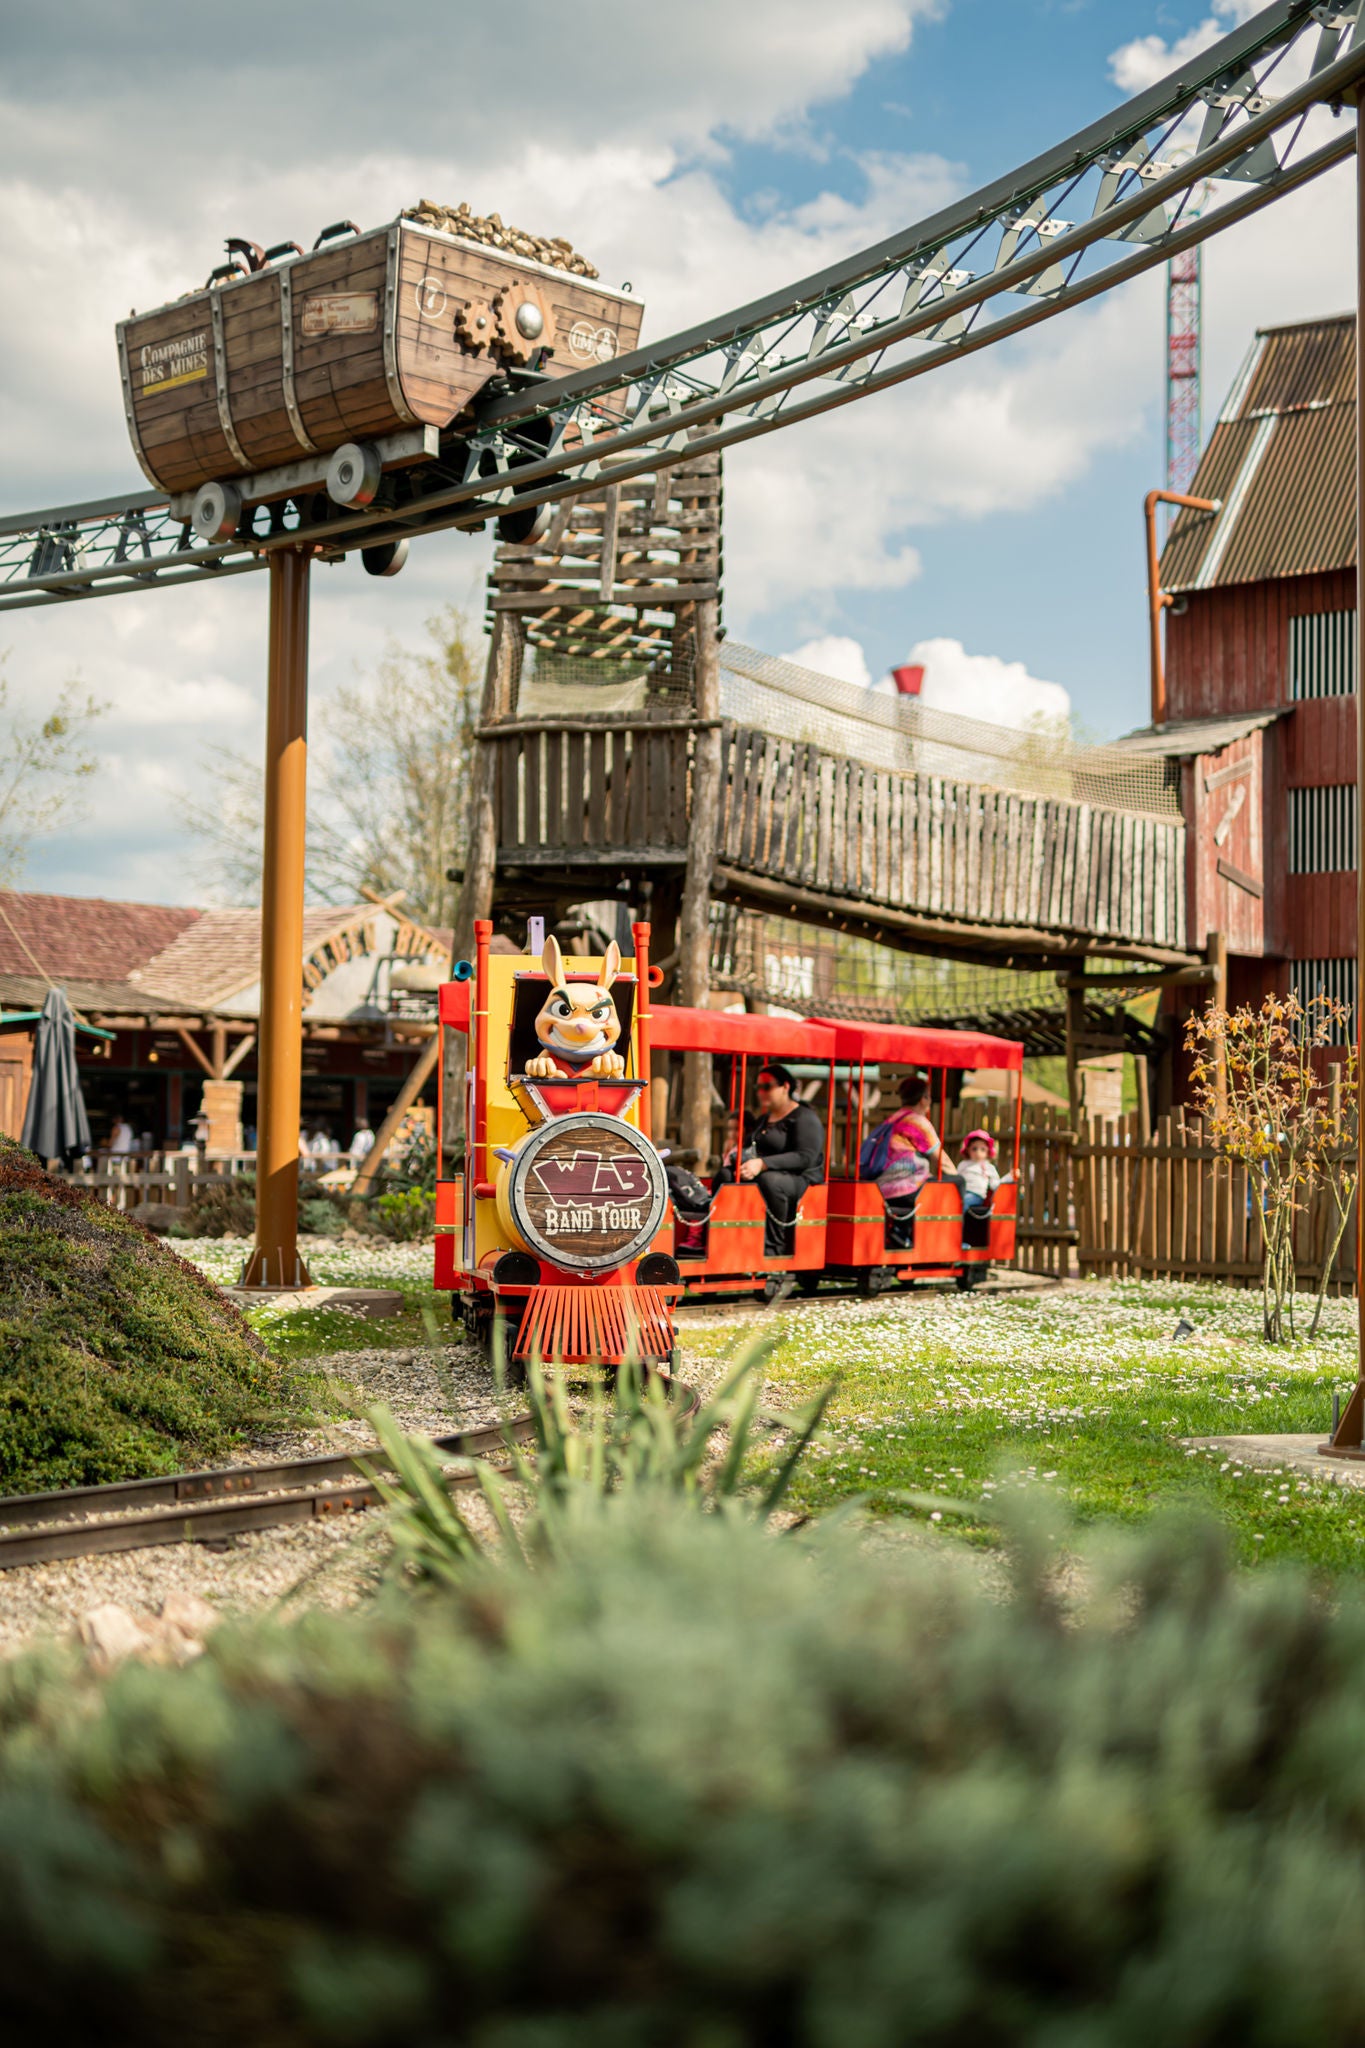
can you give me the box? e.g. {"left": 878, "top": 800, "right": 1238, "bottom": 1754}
{"left": 0, "top": 1339, "right": 512, "bottom": 1658}
{"left": 0, "top": 1298, "right": 779, "bottom": 1659}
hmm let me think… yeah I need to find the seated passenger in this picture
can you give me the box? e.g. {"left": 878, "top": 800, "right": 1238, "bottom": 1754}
{"left": 862, "top": 1074, "right": 952, "bottom": 1245}
{"left": 737, "top": 1064, "right": 826, "bottom": 1256}
{"left": 950, "top": 1129, "right": 1011, "bottom": 1245}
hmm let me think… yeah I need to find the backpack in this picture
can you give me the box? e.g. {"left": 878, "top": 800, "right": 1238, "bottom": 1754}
{"left": 859, "top": 1114, "right": 907, "bottom": 1179}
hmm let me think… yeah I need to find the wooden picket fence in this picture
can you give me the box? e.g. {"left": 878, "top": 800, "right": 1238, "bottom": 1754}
{"left": 1073, "top": 1108, "right": 1357, "bottom": 1291}
{"left": 947, "top": 1102, "right": 1357, "bottom": 1290}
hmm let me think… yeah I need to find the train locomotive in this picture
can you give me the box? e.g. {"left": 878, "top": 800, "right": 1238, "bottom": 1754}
{"left": 436, "top": 916, "right": 679, "bottom": 1371}
{"left": 435, "top": 918, "right": 1024, "bottom": 1361}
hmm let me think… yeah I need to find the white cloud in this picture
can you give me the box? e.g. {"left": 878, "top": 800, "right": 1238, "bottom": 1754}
{"left": 890, "top": 637, "right": 1071, "bottom": 730}
{"left": 2, "top": 0, "right": 1356, "bottom": 903}
{"left": 1108, "top": 1, "right": 1264, "bottom": 96}
{"left": 784, "top": 628, "right": 1070, "bottom": 734}
{"left": 782, "top": 635, "right": 874, "bottom": 688}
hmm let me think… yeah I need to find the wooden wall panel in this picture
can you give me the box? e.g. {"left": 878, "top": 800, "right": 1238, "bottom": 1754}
{"left": 1284, "top": 873, "right": 1356, "bottom": 958}
{"left": 1284, "top": 697, "right": 1357, "bottom": 787}
{"left": 1165, "top": 569, "right": 1355, "bottom": 720}
{"left": 1186, "top": 730, "right": 1264, "bottom": 955}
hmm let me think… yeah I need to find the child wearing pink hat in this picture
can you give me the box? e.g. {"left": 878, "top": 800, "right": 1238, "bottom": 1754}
{"left": 952, "top": 1129, "right": 1011, "bottom": 1243}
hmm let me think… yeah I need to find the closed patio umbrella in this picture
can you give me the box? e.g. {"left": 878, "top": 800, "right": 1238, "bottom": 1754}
{"left": 21, "top": 987, "right": 92, "bottom": 1163}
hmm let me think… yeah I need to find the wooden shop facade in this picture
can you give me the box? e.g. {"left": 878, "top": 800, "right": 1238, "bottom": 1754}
{"left": 0, "top": 889, "right": 448, "bottom": 1154}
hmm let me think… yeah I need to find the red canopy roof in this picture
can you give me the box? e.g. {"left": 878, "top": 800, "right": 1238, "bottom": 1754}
{"left": 806, "top": 1018, "right": 1024, "bottom": 1071}
{"left": 649, "top": 1004, "right": 838, "bottom": 1058}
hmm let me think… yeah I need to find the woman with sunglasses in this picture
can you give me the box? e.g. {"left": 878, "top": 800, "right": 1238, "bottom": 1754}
{"left": 738, "top": 1063, "right": 826, "bottom": 1257}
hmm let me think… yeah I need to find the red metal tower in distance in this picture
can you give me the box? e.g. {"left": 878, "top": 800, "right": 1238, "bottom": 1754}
{"left": 1165, "top": 240, "right": 1202, "bottom": 503}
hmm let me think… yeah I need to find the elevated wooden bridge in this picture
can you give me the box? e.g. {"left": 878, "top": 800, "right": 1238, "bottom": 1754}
{"left": 463, "top": 457, "right": 1189, "bottom": 979}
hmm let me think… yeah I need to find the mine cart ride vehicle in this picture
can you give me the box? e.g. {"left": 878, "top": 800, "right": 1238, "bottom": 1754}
{"left": 436, "top": 917, "right": 679, "bottom": 1374}
{"left": 118, "top": 205, "right": 643, "bottom": 552}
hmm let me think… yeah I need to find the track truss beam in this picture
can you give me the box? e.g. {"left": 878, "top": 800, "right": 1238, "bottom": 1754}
{"left": 2, "top": 0, "right": 1361, "bottom": 610}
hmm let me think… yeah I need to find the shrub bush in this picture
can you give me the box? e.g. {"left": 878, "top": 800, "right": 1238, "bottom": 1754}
{"left": 299, "top": 1195, "right": 347, "bottom": 1240}
{"left": 7, "top": 1499, "right": 1365, "bottom": 2043}
{"left": 0, "top": 1138, "right": 311, "bottom": 1490}
{"left": 372, "top": 1186, "right": 435, "bottom": 1241}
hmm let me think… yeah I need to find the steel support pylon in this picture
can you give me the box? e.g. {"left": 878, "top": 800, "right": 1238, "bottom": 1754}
{"left": 241, "top": 549, "right": 312, "bottom": 1291}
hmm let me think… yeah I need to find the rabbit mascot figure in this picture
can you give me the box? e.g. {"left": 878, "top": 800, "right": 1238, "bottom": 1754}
{"left": 524, "top": 935, "right": 628, "bottom": 1079}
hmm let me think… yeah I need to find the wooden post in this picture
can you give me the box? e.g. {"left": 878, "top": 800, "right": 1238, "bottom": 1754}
{"left": 242, "top": 549, "right": 311, "bottom": 1290}
{"left": 679, "top": 598, "right": 722, "bottom": 1164}
{"left": 446, "top": 614, "right": 521, "bottom": 1168}
{"left": 1331, "top": 106, "right": 1365, "bottom": 1450}
{"left": 352, "top": 1035, "right": 440, "bottom": 1194}
{"left": 1064, "top": 980, "right": 1085, "bottom": 1123}
{"left": 1207, "top": 929, "right": 1228, "bottom": 1119}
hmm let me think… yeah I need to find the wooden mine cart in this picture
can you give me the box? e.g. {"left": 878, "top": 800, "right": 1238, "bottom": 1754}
{"left": 117, "top": 215, "right": 643, "bottom": 503}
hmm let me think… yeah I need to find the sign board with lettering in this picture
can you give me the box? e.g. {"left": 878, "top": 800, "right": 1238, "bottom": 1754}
{"left": 498, "top": 1112, "right": 667, "bottom": 1272}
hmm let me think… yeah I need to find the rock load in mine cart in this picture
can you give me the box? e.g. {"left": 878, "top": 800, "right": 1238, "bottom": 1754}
{"left": 116, "top": 202, "right": 643, "bottom": 539}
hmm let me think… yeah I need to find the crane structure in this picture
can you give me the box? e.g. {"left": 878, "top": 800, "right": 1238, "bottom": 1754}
{"left": 1166, "top": 238, "right": 1203, "bottom": 500}
{"left": 0, "top": 0, "right": 1363, "bottom": 1345}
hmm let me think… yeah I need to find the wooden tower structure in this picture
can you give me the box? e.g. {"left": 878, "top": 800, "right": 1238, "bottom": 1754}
{"left": 453, "top": 454, "right": 724, "bottom": 1154}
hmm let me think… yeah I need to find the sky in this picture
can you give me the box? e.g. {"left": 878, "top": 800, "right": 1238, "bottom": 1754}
{"left": 0, "top": 0, "right": 1355, "bottom": 902}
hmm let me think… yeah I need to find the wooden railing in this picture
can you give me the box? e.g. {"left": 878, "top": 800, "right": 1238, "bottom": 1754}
{"left": 489, "top": 719, "right": 694, "bottom": 864}
{"left": 488, "top": 715, "right": 1185, "bottom": 950}
{"left": 717, "top": 725, "right": 1186, "bottom": 951}
{"left": 55, "top": 1153, "right": 255, "bottom": 1216}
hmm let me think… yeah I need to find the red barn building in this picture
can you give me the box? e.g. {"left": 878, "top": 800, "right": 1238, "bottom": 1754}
{"left": 1126, "top": 312, "right": 1355, "bottom": 1035}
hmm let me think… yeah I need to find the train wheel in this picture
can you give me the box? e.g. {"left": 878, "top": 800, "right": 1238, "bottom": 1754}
{"left": 487, "top": 1311, "right": 525, "bottom": 1386}
{"left": 856, "top": 1267, "right": 893, "bottom": 1298}
{"left": 794, "top": 1272, "right": 821, "bottom": 1296}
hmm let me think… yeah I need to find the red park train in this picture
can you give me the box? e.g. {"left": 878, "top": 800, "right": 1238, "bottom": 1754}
{"left": 435, "top": 920, "right": 1024, "bottom": 1369}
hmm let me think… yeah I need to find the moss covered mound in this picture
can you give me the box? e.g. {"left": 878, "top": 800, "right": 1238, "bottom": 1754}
{"left": 0, "top": 1137, "right": 306, "bottom": 1493}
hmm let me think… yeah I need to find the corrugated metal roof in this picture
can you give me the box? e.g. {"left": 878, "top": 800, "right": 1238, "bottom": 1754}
{"left": 1160, "top": 313, "right": 1355, "bottom": 593}
{"left": 1110, "top": 709, "right": 1285, "bottom": 758}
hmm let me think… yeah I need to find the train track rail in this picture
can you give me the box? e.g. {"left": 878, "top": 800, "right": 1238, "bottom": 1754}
{"left": 0, "top": 1369, "right": 703, "bottom": 1572}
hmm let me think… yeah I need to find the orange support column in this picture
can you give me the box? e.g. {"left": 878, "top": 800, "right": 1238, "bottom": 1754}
{"left": 632, "top": 920, "right": 652, "bottom": 1142}
{"left": 242, "top": 549, "right": 312, "bottom": 1290}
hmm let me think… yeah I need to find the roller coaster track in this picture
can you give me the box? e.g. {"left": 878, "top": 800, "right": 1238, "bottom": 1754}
{"left": 2, "top": 0, "right": 1362, "bottom": 612}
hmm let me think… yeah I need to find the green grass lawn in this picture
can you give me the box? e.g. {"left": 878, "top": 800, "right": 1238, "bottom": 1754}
{"left": 683, "top": 1279, "right": 1365, "bottom": 1573}
{"left": 175, "top": 1237, "right": 450, "bottom": 1361}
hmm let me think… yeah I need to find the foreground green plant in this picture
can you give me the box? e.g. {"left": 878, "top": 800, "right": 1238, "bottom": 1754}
{"left": 367, "top": 1333, "right": 834, "bottom": 1583}
{"left": 9, "top": 1500, "right": 1365, "bottom": 2043}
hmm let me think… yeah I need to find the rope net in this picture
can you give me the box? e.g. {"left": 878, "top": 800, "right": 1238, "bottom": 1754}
{"left": 717, "top": 643, "right": 1179, "bottom": 818}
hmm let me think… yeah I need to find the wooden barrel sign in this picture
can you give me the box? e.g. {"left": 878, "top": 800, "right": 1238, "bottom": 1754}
{"left": 497, "top": 1113, "right": 667, "bottom": 1273}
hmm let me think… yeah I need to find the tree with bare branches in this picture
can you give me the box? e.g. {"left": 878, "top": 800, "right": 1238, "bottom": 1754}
{"left": 0, "top": 658, "right": 106, "bottom": 886}
{"left": 183, "top": 606, "right": 479, "bottom": 927}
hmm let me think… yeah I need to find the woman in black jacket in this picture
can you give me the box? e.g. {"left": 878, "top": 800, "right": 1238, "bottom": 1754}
{"left": 738, "top": 1063, "right": 826, "bottom": 1255}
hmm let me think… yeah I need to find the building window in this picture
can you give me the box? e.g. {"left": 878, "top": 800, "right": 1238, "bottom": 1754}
{"left": 1290, "top": 957, "right": 1356, "bottom": 1019}
{"left": 1288, "top": 784, "right": 1356, "bottom": 873}
{"left": 1289, "top": 609, "right": 1355, "bottom": 700}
